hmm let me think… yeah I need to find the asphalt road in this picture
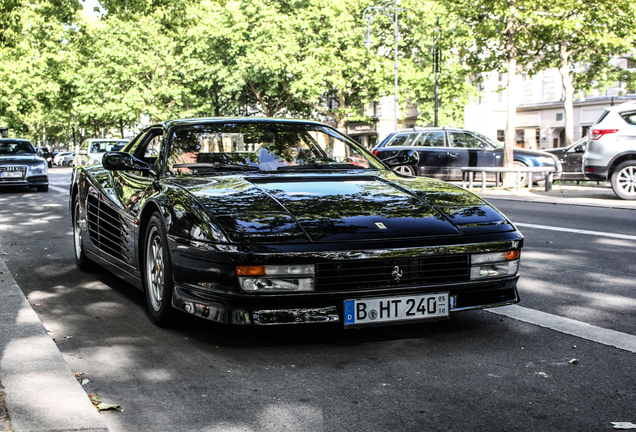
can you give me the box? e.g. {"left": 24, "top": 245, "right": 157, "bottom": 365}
{"left": 0, "top": 168, "right": 635, "bottom": 432}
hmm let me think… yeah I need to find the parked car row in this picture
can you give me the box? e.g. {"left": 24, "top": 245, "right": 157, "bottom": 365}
{"left": 372, "top": 127, "right": 562, "bottom": 186}
{"left": 53, "top": 151, "right": 75, "bottom": 166}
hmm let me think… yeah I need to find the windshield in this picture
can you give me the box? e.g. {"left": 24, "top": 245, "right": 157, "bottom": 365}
{"left": 166, "top": 122, "right": 383, "bottom": 175}
{"left": 0, "top": 141, "right": 36, "bottom": 155}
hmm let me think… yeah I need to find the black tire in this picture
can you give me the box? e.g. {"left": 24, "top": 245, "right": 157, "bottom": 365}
{"left": 394, "top": 165, "right": 416, "bottom": 176}
{"left": 143, "top": 213, "right": 182, "bottom": 327}
{"left": 36, "top": 184, "right": 49, "bottom": 192}
{"left": 611, "top": 161, "right": 636, "bottom": 200}
{"left": 73, "top": 199, "right": 97, "bottom": 271}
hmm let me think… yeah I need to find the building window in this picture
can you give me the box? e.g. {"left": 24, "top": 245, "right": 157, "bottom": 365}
{"left": 556, "top": 113, "right": 563, "bottom": 121}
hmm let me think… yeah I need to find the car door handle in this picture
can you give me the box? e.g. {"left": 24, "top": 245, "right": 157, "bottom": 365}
{"left": 448, "top": 152, "right": 459, "bottom": 158}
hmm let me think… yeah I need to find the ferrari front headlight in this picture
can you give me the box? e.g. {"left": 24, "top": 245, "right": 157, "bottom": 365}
{"left": 237, "top": 264, "right": 315, "bottom": 293}
{"left": 470, "top": 250, "right": 520, "bottom": 280}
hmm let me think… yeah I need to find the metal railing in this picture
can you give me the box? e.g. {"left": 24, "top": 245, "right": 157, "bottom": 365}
{"left": 461, "top": 166, "right": 557, "bottom": 192}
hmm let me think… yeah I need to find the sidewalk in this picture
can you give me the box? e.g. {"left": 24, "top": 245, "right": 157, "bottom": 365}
{"left": 0, "top": 258, "right": 108, "bottom": 432}
{"left": 464, "top": 181, "right": 636, "bottom": 210}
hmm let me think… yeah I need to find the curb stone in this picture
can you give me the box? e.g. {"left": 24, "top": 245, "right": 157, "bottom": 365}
{"left": 0, "top": 257, "right": 109, "bottom": 432}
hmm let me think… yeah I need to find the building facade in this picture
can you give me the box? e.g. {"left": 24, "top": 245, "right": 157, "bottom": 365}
{"left": 465, "top": 60, "right": 636, "bottom": 149}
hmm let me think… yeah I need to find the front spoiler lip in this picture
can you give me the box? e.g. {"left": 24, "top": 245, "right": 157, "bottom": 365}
{"left": 171, "top": 281, "right": 520, "bottom": 326}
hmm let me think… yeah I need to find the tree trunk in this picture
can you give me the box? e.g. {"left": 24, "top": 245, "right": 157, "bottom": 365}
{"left": 559, "top": 41, "right": 575, "bottom": 148}
{"left": 503, "top": 0, "right": 518, "bottom": 188}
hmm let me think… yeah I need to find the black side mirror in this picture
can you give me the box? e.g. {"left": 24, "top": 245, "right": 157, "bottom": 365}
{"left": 574, "top": 145, "right": 585, "bottom": 153}
{"left": 381, "top": 149, "right": 420, "bottom": 167}
{"left": 103, "top": 152, "right": 151, "bottom": 172}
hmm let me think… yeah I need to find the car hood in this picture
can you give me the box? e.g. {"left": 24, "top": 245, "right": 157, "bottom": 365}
{"left": 0, "top": 154, "right": 44, "bottom": 165}
{"left": 173, "top": 173, "right": 513, "bottom": 243}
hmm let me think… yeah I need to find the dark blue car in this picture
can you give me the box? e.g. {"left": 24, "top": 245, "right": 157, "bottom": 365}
{"left": 372, "top": 127, "right": 562, "bottom": 184}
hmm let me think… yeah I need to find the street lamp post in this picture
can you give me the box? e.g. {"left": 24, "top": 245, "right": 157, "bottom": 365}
{"left": 363, "top": 1, "right": 405, "bottom": 132}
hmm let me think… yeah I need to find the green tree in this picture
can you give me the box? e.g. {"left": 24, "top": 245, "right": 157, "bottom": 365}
{"left": 399, "top": 0, "right": 475, "bottom": 127}
{"left": 289, "top": 0, "right": 385, "bottom": 130}
{"left": 448, "top": 0, "right": 540, "bottom": 187}
{"left": 0, "top": 0, "right": 82, "bottom": 146}
{"left": 73, "top": 14, "right": 183, "bottom": 136}
{"left": 531, "top": 0, "right": 636, "bottom": 147}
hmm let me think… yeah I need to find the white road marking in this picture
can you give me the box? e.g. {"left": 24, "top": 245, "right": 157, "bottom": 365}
{"left": 488, "top": 305, "right": 636, "bottom": 353}
{"left": 48, "top": 184, "right": 69, "bottom": 194}
{"left": 514, "top": 222, "right": 636, "bottom": 241}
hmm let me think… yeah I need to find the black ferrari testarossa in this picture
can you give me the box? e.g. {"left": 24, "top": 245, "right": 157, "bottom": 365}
{"left": 70, "top": 118, "right": 522, "bottom": 328}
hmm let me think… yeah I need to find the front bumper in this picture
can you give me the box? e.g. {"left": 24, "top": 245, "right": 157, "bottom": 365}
{"left": 0, "top": 175, "right": 48, "bottom": 188}
{"left": 171, "top": 277, "right": 520, "bottom": 326}
{"left": 584, "top": 165, "right": 609, "bottom": 181}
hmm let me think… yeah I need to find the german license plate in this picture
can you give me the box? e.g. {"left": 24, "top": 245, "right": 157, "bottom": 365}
{"left": 344, "top": 293, "right": 449, "bottom": 326}
{"left": 0, "top": 171, "right": 22, "bottom": 178}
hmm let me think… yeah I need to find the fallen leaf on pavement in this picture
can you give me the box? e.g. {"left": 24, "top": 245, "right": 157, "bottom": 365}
{"left": 89, "top": 393, "right": 121, "bottom": 412}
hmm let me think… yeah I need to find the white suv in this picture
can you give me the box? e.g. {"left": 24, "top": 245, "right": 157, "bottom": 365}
{"left": 583, "top": 101, "right": 636, "bottom": 199}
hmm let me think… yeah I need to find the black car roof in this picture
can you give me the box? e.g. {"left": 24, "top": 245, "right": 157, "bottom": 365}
{"left": 154, "top": 117, "right": 329, "bottom": 129}
{"left": 0, "top": 138, "right": 32, "bottom": 143}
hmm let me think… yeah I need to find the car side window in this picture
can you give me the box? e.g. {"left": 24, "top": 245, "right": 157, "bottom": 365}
{"left": 621, "top": 111, "right": 636, "bottom": 125}
{"left": 132, "top": 130, "right": 164, "bottom": 164}
{"left": 144, "top": 135, "right": 163, "bottom": 160}
{"left": 449, "top": 132, "right": 483, "bottom": 149}
{"left": 415, "top": 132, "right": 445, "bottom": 147}
{"left": 386, "top": 133, "right": 419, "bottom": 147}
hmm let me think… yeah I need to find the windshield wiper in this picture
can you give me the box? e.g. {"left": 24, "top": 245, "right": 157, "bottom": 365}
{"left": 173, "top": 162, "right": 260, "bottom": 172}
{"left": 277, "top": 163, "right": 368, "bottom": 171}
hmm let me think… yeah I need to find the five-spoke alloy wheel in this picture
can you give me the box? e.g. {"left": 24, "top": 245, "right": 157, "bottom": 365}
{"left": 611, "top": 161, "right": 636, "bottom": 200}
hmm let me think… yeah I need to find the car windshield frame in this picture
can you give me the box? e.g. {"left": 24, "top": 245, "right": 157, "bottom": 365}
{"left": 0, "top": 140, "right": 37, "bottom": 156}
{"left": 163, "top": 122, "right": 385, "bottom": 176}
{"left": 470, "top": 131, "right": 502, "bottom": 149}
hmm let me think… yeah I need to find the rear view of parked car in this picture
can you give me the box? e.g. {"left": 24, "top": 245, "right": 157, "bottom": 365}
{"left": 74, "top": 138, "right": 129, "bottom": 166}
{"left": 372, "top": 127, "right": 561, "bottom": 185}
{"left": 583, "top": 101, "right": 636, "bottom": 199}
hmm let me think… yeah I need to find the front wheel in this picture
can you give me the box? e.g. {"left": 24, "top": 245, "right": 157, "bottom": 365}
{"left": 611, "top": 161, "right": 636, "bottom": 200}
{"left": 394, "top": 165, "right": 416, "bottom": 176}
{"left": 144, "top": 213, "right": 182, "bottom": 327}
{"left": 73, "top": 199, "right": 97, "bottom": 271}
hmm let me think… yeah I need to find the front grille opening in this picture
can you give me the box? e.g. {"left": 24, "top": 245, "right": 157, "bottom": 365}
{"left": 316, "top": 255, "right": 470, "bottom": 292}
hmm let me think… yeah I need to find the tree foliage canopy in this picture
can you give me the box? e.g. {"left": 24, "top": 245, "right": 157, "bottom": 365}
{"left": 0, "top": 0, "right": 634, "bottom": 148}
